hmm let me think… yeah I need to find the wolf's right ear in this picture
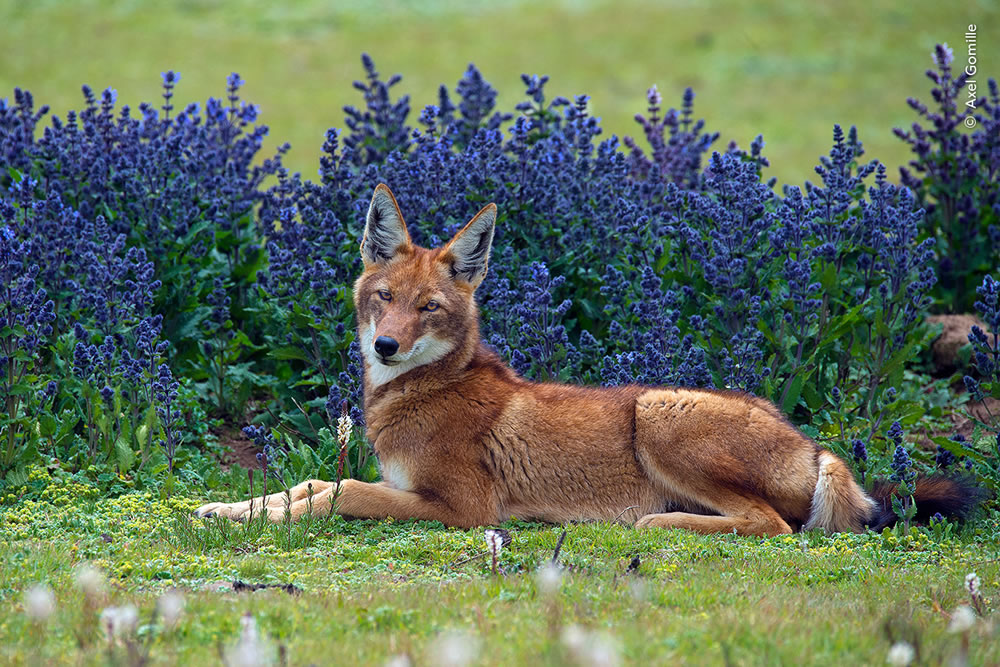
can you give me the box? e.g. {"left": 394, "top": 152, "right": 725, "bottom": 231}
{"left": 361, "top": 184, "right": 412, "bottom": 267}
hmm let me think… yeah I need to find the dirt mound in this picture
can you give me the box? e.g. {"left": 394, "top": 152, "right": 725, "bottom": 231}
{"left": 927, "top": 314, "right": 989, "bottom": 375}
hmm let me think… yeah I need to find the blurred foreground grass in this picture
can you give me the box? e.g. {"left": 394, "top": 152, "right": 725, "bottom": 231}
{"left": 3, "top": 0, "right": 998, "bottom": 187}
{"left": 1, "top": 487, "right": 999, "bottom": 664}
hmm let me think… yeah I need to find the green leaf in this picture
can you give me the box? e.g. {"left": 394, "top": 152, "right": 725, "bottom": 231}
{"left": 890, "top": 495, "right": 904, "bottom": 520}
{"left": 880, "top": 341, "right": 918, "bottom": 382}
{"left": 17, "top": 440, "right": 38, "bottom": 465}
{"left": 758, "top": 320, "right": 779, "bottom": 348}
{"left": 815, "top": 304, "right": 863, "bottom": 350}
{"left": 269, "top": 346, "right": 310, "bottom": 362}
{"left": 10, "top": 349, "right": 34, "bottom": 364}
{"left": 6, "top": 382, "right": 33, "bottom": 397}
{"left": 930, "top": 435, "right": 986, "bottom": 464}
{"left": 5, "top": 468, "right": 28, "bottom": 487}
{"left": 38, "top": 414, "right": 59, "bottom": 438}
{"left": 101, "top": 201, "right": 118, "bottom": 223}
{"left": 801, "top": 382, "right": 824, "bottom": 411}
{"left": 781, "top": 374, "right": 805, "bottom": 414}
{"left": 116, "top": 437, "right": 137, "bottom": 472}
{"left": 176, "top": 220, "right": 213, "bottom": 252}
{"left": 215, "top": 229, "right": 236, "bottom": 253}
{"left": 55, "top": 411, "right": 80, "bottom": 443}
{"left": 163, "top": 472, "right": 176, "bottom": 496}
{"left": 142, "top": 404, "right": 159, "bottom": 440}
{"left": 817, "top": 262, "right": 841, "bottom": 296}
{"left": 231, "top": 329, "right": 262, "bottom": 351}
{"left": 233, "top": 246, "right": 266, "bottom": 282}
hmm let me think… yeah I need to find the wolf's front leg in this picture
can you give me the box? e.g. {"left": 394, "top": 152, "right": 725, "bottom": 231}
{"left": 261, "top": 479, "right": 493, "bottom": 529}
{"left": 194, "top": 479, "right": 334, "bottom": 520}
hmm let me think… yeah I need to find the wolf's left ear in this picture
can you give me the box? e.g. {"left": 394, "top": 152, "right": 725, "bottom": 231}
{"left": 443, "top": 203, "right": 497, "bottom": 288}
{"left": 361, "top": 184, "right": 412, "bottom": 267}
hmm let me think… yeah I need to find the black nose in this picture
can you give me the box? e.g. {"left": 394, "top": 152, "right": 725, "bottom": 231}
{"left": 374, "top": 336, "right": 399, "bottom": 358}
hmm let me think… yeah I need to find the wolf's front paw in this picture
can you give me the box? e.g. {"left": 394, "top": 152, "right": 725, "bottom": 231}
{"left": 193, "top": 502, "right": 221, "bottom": 518}
{"left": 194, "top": 501, "right": 248, "bottom": 520}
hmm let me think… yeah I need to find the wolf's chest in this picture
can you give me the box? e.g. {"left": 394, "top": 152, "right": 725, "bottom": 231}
{"left": 378, "top": 456, "right": 415, "bottom": 492}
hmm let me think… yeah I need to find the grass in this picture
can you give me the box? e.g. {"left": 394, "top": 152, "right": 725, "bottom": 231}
{"left": 1, "top": 475, "right": 999, "bottom": 664}
{"left": 2, "top": 1, "right": 998, "bottom": 187}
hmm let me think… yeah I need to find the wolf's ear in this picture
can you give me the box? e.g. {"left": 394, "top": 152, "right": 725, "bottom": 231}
{"left": 443, "top": 203, "right": 497, "bottom": 288}
{"left": 361, "top": 184, "right": 412, "bottom": 266}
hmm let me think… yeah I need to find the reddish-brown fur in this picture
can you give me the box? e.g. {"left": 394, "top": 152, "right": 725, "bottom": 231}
{"left": 195, "top": 185, "right": 978, "bottom": 536}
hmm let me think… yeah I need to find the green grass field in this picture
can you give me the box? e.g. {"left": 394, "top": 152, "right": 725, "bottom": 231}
{"left": 1, "top": 480, "right": 999, "bottom": 665}
{"left": 2, "top": 0, "right": 997, "bottom": 186}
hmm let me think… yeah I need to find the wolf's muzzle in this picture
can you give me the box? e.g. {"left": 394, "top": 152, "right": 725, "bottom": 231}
{"left": 374, "top": 335, "right": 400, "bottom": 358}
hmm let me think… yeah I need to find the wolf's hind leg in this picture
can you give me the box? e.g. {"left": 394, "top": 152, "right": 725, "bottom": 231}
{"left": 194, "top": 479, "right": 334, "bottom": 520}
{"left": 635, "top": 486, "right": 792, "bottom": 537}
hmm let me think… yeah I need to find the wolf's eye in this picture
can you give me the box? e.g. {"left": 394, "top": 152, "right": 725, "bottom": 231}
{"left": 422, "top": 300, "right": 439, "bottom": 312}
{"left": 377, "top": 290, "right": 392, "bottom": 301}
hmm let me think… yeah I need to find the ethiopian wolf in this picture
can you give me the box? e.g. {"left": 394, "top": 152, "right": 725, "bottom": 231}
{"left": 196, "top": 184, "right": 980, "bottom": 536}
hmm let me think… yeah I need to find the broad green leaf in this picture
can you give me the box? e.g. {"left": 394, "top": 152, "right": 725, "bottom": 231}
{"left": 781, "top": 374, "right": 805, "bottom": 414}
{"left": 116, "top": 437, "right": 136, "bottom": 472}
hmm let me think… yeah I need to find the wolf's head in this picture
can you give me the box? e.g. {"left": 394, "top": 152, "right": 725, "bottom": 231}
{"left": 353, "top": 184, "right": 497, "bottom": 388}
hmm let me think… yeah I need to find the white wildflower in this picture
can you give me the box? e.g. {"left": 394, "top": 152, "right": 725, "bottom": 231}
{"left": 75, "top": 565, "right": 106, "bottom": 598}
{"left": 627, "top": 577, "right": 648, "bottom": 602}
{"left": 484, "top": 529, "right": 504, "bottom": 557}
{"left": 949, "top": 604, "right": 976, "bottom": 633}
{"left": 887, "top": 641, "right": 915, "bottom": 667}
{"left": 226, "top": 612, "right": 275, "bottom": 667}
{"left": 428, "top": 630, "right": 479, "bottom": 667}
{"left": 100, "top": 605, "right": 138, "bottom": 640}
{"left": 965, "top": 572, "right": 980, "bottom": 597}
{"left": 157, "top": 589, "right": 185, "bottom": 628}
{"left": 561, "top": 624, "right": 588, "bottom": 653}
{"left": 384, "top": 655, "right": 413, "bottom": 667}
{"left": 24, "top": 584, "right": 56, "bottom": 623}
{"left": 586, "top": 633, "right": 622, "bottom": 667}
{"left": 241, "top": 612, "right": 256, "bottom": 637}
{"left": 337, "top": 411, "right": 353, "bottom": 445}
{"left": 535, "top": 561, "right": 563, "bottom": 595}
{"left": 561, "top": 625, "right": 621, "bottom": 667}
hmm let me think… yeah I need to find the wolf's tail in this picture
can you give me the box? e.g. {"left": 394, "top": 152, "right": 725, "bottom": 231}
{"left": 804, "top": 450, "right": 987, "bottom": 533}
{"left": 804, "top": 451, "right": 877, "bottom": 533}
{"left": 866, "top": 474, "right": 987, "bottom": 531}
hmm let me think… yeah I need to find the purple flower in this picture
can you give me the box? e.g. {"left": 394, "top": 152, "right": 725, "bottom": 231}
{"left": 851, "top": 439, "right": 868, "bottom": 463}
{"left": 890, "top": 443, "right": 915, "bottom": 484}
{"left": 895, "top": 45, "right": 999, "bottom": 311}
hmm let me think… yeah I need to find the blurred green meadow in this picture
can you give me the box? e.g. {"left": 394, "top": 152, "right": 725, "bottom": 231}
{"left": 2, "top": 482, "right": 999, "bottom": 664}
{"left": 2, "top": 0, "right": 997, "bottom": 187}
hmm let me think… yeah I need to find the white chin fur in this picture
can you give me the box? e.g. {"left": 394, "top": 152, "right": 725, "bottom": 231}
{"left": 360, "top": 318, "right": 454, "bottom": 388}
